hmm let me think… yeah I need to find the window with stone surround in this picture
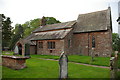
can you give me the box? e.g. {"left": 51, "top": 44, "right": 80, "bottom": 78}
{"left": 39, "top": 42, "right": 43, "bottom": 48}
{"left": 92, "top": 36, "right": 95, "bottom": 48}
{"left": 68, "top": 39, "right": 71, "bottom": 48}
{"left": 47, "top": 41, "right": 55, "bottom": 49}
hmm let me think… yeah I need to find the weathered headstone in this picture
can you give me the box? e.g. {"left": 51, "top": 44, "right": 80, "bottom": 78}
{"left": 91, "top": 48, "right": 95, "bottom": 62}
{"left": 110, "top": 55, "right": 118, "bottom": 79}
{"left": 59, "top": 52, "right": 68, "bottom": 79}
{"left": 14, "top": 46, "right": 19, "bottom": 55}
{"left": 115, "top": 51, "right": 118, "bottom": 59}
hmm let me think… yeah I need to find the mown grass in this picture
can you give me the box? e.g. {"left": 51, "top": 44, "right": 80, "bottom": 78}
{"left": 2, "top": 56, "right": 110, "bottom": 78}
{"left": 2, "top": 51, "right": 14, "bottom": 56}
{"left": 0, "top": 66, "right": 2, "bottom": 79}
{"left": 2, "top": 51, "right": 110, "bottom": 67}
{"left": 31, "top": 54, "right": 110, "bottom": 67}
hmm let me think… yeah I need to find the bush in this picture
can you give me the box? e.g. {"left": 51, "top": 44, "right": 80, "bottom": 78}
{"left": 111, "top": 53, "right": 115, "bottom": 57}
{"left": 118, "top": 53, "right": 120, "bottom": 69}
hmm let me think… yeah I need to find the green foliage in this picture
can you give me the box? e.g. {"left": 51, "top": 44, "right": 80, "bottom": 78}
{"left": 22, "top": 17, "right": 60, "bottom": 38}
{"left": 112, "top": 33, "right": 120, "bottom": 51}
{"left": 111, "top": 53, "right": 115, "bottom": 57}
{"left": 1, "top": 14, "right": 13, "bottom": 49}
{"left": 22, "top": 18, "right": 41, "bottom": 38}
{"left": 118, "top": 53, "right": 120, "bottom": 69}
{"left": 117, "top": 71, "right": 120, "bottom": 78}
{"left": 9, "top": 17, "right": 61, "bottom": 49}
{"left": 45, "top": 17, "right": 60, "bottom": 24}
{"left": 9, "top": 24, "right": 23, "bottom": 50}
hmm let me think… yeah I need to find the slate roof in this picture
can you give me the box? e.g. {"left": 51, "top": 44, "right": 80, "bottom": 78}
{"left": 23, "top": 33, "right": 36, "bottom": 45}
{"left": 30, "top": 29, "right": 72, "bottom": 40}
{"left": 74, "top": 8, "right": 112, "bottom": 33}
{"left": 33, "top": 20, "right": 76, "bottom": 32}
{"left": 20, "top": 8, "right": 112, "bottom": 45}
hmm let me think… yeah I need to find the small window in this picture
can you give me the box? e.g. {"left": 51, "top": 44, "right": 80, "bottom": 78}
{"left": 92, "top": 36, "right": 95, "bottom": 48}
{"left": 68, "top": 39, "right": 71, "bottom": 48}
{"left": 39, "top": 42, "right": 43, "bottom": 48}
{"left": 47, "top": 42, "right": 55, "bottom": 49}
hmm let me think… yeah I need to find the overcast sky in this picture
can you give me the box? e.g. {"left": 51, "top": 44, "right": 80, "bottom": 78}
{"left": 0, "top": 0, "right": 119, "bottom": 33}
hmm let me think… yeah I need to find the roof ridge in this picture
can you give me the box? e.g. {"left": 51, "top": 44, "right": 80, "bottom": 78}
{"left": 78, "top": 8, "right": 108, "bottom": 16}
{"left": 33, "top": 20, "right": 76, "bottom": 33}
{"left": 44, "top": 20, "right": 76, "bottom": 26}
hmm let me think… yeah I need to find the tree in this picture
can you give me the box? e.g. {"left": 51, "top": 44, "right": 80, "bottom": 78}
{"left": 1, "top": 14, "right": 13, "bottom": 50}
{"left": 112, "top": 33, "right": 120, "bottom": 51}
{"left": 9, "top": 16, "right": 61, "bottom": 50}
{"left": 9, "top": 24, "right": 23, "bottom": 50}
{"left": 45, "top": 17, "right": 60, "bottom": 24}
{"left": 22, "top": 17, "right": 61, "bottom": 38}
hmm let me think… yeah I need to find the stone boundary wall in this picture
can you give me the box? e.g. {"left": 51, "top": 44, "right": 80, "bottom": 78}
{"left": 2, "top": 55, "right": 30, "bottom": 70}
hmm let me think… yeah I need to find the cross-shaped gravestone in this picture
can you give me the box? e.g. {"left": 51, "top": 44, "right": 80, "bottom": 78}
{"left": 14, "top": 46, "right": 19, "bottom": 55}
{"left": 59, "top": 52, "right": 68, "bottom": 79}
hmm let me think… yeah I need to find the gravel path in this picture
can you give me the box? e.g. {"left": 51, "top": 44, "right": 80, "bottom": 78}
{"left": 39, "top": 58, "right": 109, "bottom": 69}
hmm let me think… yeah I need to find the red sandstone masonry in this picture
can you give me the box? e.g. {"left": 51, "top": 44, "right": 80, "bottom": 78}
{"left": 2, "top": 55, "right": 30, "bottom": 70}
{"left": 73, "top": 30, "right": 112, "bottom": 57}
{"left": 37, "top": 40, "right": 64, "bottom": 55}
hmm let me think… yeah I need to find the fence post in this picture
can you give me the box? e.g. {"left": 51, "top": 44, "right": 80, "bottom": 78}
{"left": 59, "top": 52, "right": 68, "bottom": 79}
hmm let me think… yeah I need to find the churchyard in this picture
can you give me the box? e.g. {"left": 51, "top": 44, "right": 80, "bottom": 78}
{"left": 1, "top": 51, "right": 120, "bottom": 78}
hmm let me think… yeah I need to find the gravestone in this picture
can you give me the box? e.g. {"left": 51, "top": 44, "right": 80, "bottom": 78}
{"left": 59, "top": 52, "right": 68, "bottom": 79}
{"left": 14, "top": 46, "right": 19, "bottom": 55}
{"left": 91, "top": 48, "right": 95, "bottom": 62}
{"left": 110, "top": 53, "right": 118, "bottom": 79}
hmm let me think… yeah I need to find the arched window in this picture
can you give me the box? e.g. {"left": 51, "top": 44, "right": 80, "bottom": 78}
{"left": 92, "top": 36, "right": 95, "bottom": 48}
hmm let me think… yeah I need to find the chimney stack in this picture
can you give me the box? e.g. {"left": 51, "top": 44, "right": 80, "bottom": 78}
{"left": 41, "top": 16, "right": 46, "bottom": 26}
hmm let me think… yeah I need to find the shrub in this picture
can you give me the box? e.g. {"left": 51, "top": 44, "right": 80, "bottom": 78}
{"left": 111, "top": 53, "right": 115, "bottom": 57}
{"left": 118, "top": 53, "right": 120, "bottom": 69}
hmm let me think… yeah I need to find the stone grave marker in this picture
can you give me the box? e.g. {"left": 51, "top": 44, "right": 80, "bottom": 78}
{"left": 14, "top": 46, "right": 19, "bottom": 55}
{"left": 110, "top": 52, "right": 118, "bottom": 79}
{"left": 59, "top": 52, "right": 68, "bottom": 79}
{"left": 91, "top": 48, "right": 95, "bottom": 62}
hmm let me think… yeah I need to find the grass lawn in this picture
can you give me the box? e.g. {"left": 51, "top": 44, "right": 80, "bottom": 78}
{"left": 2, "top": 56, "right": 110, "bottom": 78}
{"left": 0, "top": 66, "right": 2, "bottom": 78}
{"left": 1, "top": 51, "right": 110, "bottom": 67}
{"left": 31, "top": 54, "right": 110, "bottom": 67}
{"left": 2, "top": 51, "right": 14, "bottom": 55}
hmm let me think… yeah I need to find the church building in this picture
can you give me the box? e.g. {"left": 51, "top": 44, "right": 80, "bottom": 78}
{"left": 16, "top": 7, "right": 112, "bottom": 57}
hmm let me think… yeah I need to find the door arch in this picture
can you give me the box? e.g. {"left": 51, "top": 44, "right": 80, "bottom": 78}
{"left": 17, "top": 43, "right": 22, "bottom": 55}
